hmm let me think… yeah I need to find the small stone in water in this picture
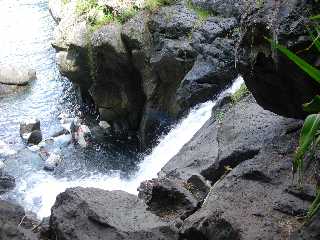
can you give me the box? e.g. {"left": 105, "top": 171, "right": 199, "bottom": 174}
{"left": 44, "top": 153, "right": 62, "bottom": 171}
{"left": 99, "top": 121, "right": 111, "bottom": 129}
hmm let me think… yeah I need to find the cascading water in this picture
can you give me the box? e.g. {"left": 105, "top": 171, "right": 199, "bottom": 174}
{"left": 0, "top": 0, "right": 244, "bottom": 219}
{"left": 13, "top": 76, "right": 243, "bottom": 219}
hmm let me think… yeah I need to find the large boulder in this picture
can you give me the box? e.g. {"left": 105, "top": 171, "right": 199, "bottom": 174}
{"left": 159, "top": 94, "right": 301, "bottom": 183}
{"left": 0, "top": 65, "right": 36, "bottom": 86}
{"left": 49, "top": 187, "right": 178, "bottom": 240}
{"left": 238, "top": 0, "right": 319, "bottom": 119}
{"left": 0, "top": 200, "right": 39, "bottom": 240}
{"left": 180, "top": 126, "right": 313, "bottom": 239}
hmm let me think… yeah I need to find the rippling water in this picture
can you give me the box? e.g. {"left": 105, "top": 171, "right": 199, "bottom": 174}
{"left": 0, "top": 0, "right": 77, "bottom": 146}
{"left": 0, "top": 0, "right": 244, "bottom": 219}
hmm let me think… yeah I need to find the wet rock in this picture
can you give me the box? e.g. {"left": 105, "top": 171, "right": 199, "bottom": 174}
{"left": 20, "top": 118, "right": 40, "bottom": 137}
{"left": 238, "top": 0, "right": 319, "bottom": 118}
{"left": 74, "top": 124, "right": 91, "bottom": 147}
{"left": 0, "top": 65, "right": 36, "bottom": 86}
{"left": 98, "top": 120, "right": 111, "bottom": 129}
{"left": 44, "top": 153, "right": 62, "bottom": 171}
{"left": 53, "top": 134, "right": 72, "bottom": 147}
{"left": 0, "top": 200, "right": 40, "bottom": 240}
{"left": 27, "top": 130, "right": 42, "bottom": 145}
{"left": 50, "top": 126, "right": 70, "bottom": 138}
{"left": 49, "top": 187, "right": 178, "bottom": 240}
{"left": 0, "top": 84, "right": 27, "bottom": 96}
{"left": 138, "top": 178, "right": 198, "bottom": 220}
{"left": 0, "top": 173, "right": 15, "bottom": 194}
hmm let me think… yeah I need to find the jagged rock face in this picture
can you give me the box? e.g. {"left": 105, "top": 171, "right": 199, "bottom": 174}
{"left": 50, "top": 0, "right": 240, "bottom": 147}
{"left": 90, "top": 23, "right": 145, "bottom": 133}
{"left": 0, "top": 200, "right": 39, "bottom": 240}
{"left": 180, "top": 130, "right": 312, "bottom": 239}
{"left": 49, "top": 187, "right": 178, "bottom": 240}
{"left": 159, "top": 94, "right": 301, "bottom": 183}
{"left": 238, "top": 0, "right": 319, "bottom": 119}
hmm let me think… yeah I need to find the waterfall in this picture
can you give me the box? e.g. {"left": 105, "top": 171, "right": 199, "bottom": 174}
{"left": 15, "top": 76, "right": 244, "bottom": 219}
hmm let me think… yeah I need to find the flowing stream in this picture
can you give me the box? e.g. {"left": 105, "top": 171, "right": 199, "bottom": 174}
{"left": 0, "top": 0, "right": 244, "bottom": 219}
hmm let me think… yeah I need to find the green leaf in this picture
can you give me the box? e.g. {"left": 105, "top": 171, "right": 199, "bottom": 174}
{"left": 303, "top": 95, "right": 320, "bottom": 113}
{"left": 308, "top": 30, "right": 320, "bottom": 52}
{"left": 265, "top": 38, "right": 320, "bottom": 85}
{"left": 294, "top": 114, "right": 320, "bottom": 179}
{"left": 308, "top": 189, "right": 320, "bottom": 220}
{"left": 310, "top": 15, "right": 320, "bottom": 20}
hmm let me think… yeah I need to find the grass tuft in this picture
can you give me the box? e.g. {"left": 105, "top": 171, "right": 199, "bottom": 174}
{"left": 231, "top": 83, "right": 249, "bottom": 103}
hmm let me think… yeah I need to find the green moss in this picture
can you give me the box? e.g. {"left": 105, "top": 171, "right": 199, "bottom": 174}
{"left": 231, "top": 83, "right": 250, "bottom": 103}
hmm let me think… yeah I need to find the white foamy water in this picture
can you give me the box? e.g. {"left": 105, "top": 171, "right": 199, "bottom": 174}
{"left": 16, "top": 76, "right": 244, "bottom": 219}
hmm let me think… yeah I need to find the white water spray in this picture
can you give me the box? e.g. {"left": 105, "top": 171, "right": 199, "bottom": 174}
{"left": 17, "top": 76, "right": 244, "bottom": 219}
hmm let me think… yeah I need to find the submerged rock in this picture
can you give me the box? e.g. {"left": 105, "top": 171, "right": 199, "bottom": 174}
{"left": 0, "top": 140, "right": 16, "bottom": 156}
{"left": 20, "top": 118, "right": 41, "bottom": 137}
{"left": 49, "top": 187, "right": 178, "bottom": 240}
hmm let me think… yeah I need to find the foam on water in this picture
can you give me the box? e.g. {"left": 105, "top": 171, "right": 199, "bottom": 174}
{"left": 17, "top": 76, "right": 244, "bottom": 219}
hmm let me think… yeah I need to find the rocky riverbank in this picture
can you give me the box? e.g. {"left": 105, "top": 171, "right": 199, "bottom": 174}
{"left": 1, "top": 0, "right": 319, "bottom": 239}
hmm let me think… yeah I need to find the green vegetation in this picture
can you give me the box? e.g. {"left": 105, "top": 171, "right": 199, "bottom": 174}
{"left": 268, "top": 16, "right": 320, "bottom": 220}
{"left": 231, "top": 83, "right": 249, "bottom": 103}
{"left": 144, "top": 0, "right": 176, "bottom": 12}
{"left": 62, "top": 0, "right": 70, "bottom": 4}
{"left": 75, "top": 0, "right": 137, "bottom": 29}
{"left": 186, "top": 0, "right": 215, "bottom": 22}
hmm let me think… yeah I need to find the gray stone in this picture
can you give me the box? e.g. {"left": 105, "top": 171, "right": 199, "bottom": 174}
{"left": 0, "top": 173, "right": 15, "bottom": 194}
{"left": 20, "top": 119, "right": 40, "bottom": 137}
{"left": 49, "top": 187, "right": 178, "bottom": 240}
{"left": 27, "top": 130, "right": 42, "bottom": 145}
{"left": 160, "top": 95, "right": 301, "bottom": 183}
{"left": 0, "top": 65, "right": 36, "bottom": 86}
{"left": 138, "top": 178, "right": 199, "bottom": 220}
{"left": 180, "top": 130, "right": 311, "bottom": 239}
{"left": 0, "top": 200, "right": 39, "bottom": 240}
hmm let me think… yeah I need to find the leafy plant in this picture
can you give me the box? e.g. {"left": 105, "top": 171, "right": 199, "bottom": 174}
{"left": 267, "top": 16, "right": 320, "bottom": 220}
